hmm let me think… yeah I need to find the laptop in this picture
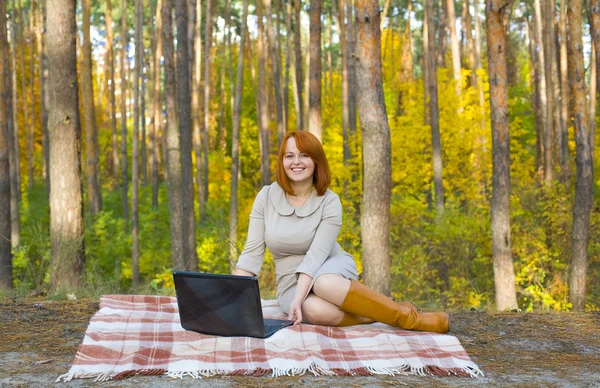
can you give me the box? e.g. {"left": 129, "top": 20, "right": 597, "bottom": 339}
{"left": 173, "top": 271, "right": 294, "bottom": 338}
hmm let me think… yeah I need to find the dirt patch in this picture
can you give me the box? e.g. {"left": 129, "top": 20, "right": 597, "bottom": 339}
{"left": 1, "top": 298, "right": 599, "bottom": 387}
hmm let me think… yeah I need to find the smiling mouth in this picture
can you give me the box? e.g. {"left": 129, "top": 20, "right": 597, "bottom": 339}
{"left": 291, "top": 168, "right": 305, "bottom": 172}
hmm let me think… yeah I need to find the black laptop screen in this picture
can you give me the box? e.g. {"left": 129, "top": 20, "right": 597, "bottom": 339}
{"left": 174, "top": 272, "right": 266, "bottom": 337}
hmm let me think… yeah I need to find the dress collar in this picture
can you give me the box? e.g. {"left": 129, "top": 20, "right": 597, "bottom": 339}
{"left": 269, "top": 182, "right": 327, "bottom": 217}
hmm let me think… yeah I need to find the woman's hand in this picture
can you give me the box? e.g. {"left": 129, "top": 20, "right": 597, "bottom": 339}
{"left": 288, "top": 299, "right": 303, "bottom": 325}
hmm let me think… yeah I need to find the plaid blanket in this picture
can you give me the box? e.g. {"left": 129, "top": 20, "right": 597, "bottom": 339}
{"left": 57, "top": 295, "right": 483, "bottom": 382}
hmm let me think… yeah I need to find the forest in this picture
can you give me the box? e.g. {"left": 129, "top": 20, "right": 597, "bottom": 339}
{"left": 0, "top": 0, "right": 598, "bottom": 313}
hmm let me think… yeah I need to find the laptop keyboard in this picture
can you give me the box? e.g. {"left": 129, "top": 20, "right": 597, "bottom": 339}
{"left": 264, "top": 322, "right": 290, "bottom": 337}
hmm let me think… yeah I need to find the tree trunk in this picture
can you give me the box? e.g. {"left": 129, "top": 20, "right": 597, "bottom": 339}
{"left": 47, "top": 0, "right": 85, "bottom": 292}
{"left": 308, "top": 0, "right": 322, "bottom": 141}
{"left": 463, "top": 0, "right": 477, "bottom": 88}
{"left": 543, "top": 0, "right": 555, "bottom": 184}
{"left": 396, "top": 0, "right": 413, "bottom": 116}
{"left": 176, "top": 0, "right": 197, "bottom": 270}
{"left": 283, "top": 0, "right": 292, "bottom": 130}
{"left": 131, "top": 0, "right": 143, "bottom": 287}
{"left": 446, "top": 0, "right": 462, "bottom": 96}
{"left": 0, "top": 0, "right": 13, "bottom": 291}
{"left": 264, "top": 0, "right": 286, "bottom": 144}
{"left": 28, "top": 2, "right": 35, "bottom": 191}
{"left": 337, "top": 0, "right": 351, "bottom": 167}
{"left": 558, "top": 0, "right": 570, "bottom": 183}
{"left": 151, "top": 0, "right": 163, "bottom": 209}
{"left": 346, "top": 0, "right": 357, "bottom": 137}
{"left": 425, "top": 0, "right": 444, "bottom": 216}
{"left": 229, "top": 0, "right": 249, "bottom": 270}
{"left": 140, "top": 58, "right": 147, "bottom": 187}
{"left": 423, "top": 0, "right": 430, "bottom": 125}
{"left": 294, "top": 0, "right": 303, "bottom": 130}
{"left": 201, "top": 0, "right": 212, "bottom": 218}
{"left": 474, "top": 0, "right": 485, "bottom": 125}
{"left": 105, "top": 0, "right": 120, "bottom": 189}
{"left": 486, "top": 0, "right": 518, "bottom": 311}
{"left": 82, "top": 0, "right": 102, "bottom": 215}
{"left": 568, "top": 0, "right": 593, "bottom": 312}
{"left": 591, "top": 1, "right": 600, "bottom": 156}
{"left": 9, "top": 12, "right": 21, "bottom": 248}
{"left": 355, "top": 0, "right": 392, "bottom": 295}
{"left": 533, "top": 0, "right": 551, "bottom": 184}
{"left": 380, "top": 0, "right": 391, "bottom": 30}
{"left": 437, "top": 0, "right": 448, "bottom": 67}
{"left": 120, "top": 0, "right": 129, "bottom": 223}
{"left": 528, "top": 17, "right": 544, "bottom": 175}
{"left": 192, "top": 0, "right": 203, "bottom": 207}
{"left": 591, "top": 46, "right": 596, "bottom": 155}
{"left": 37, "top": 0, "right": 48, "bottom": 196}
{"left": 257, "top": 0, "right": 271, "bottom": 186}
{"left": 162, "top": 0, "right": 185, "bottom": 270}
{"left": 17, "top": 0, "right": 29, "bottom": 195}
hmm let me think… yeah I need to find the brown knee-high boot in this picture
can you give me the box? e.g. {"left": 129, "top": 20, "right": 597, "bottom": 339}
{"left": 339, "top": 280, "right": 449, "bottom": 333}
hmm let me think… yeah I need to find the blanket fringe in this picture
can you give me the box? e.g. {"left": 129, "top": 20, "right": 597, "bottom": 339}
{"left": 56, "top": 363, "right": 484, "bottom": 382}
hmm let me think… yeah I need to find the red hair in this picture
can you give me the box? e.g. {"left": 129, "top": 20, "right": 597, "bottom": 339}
{"left": 276, "top": 131, "right": 331, "bottom": 196}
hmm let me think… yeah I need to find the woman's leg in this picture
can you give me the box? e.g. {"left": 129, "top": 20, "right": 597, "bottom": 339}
{"left": 312, "top": 274, "right": 449, "bottom": 333}
{"left": 301, "top": 293, "right": 372, "bottom": 326}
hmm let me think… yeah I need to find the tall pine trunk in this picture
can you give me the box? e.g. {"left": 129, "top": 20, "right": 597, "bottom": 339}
{"left": 568, "top": 0, "right": 593, "bottom": 312}
{"left": 131, "top": 0, "right": 143, "bottom": 287}
{"left": 308, "top": 0, "right": 322, "bottom": 141}
{"left": 229, "top": 0, "right": 249, "bottom": 269}
{"left": 47, "top": 0, "right": 85, "bottom": 292}
{"left": 446, "top": 0, "right": 462, "bottom": 96}
{"left": 37, "top": 0, "right": 48, "bottom": 195}
{"left": 533, "top": 0, "right": 551, "bottom": 184}
{"left": 9, "top": 12, "right": 21, "bottom": 248}
{"left": 425, "top": 0, "right": 444, "bottom": 216}
{"left": 151, "top": 0, "right": 163, "bottom": 209}
{"left": 28, "top": 3, "right": 35, "bottom": 190}
{"left": 0, "top": 0, "right": 13, "bottom": 291}
{"left": 558, "top": 0, "right": 570, "bottom": 183}
{"left": 201, "top": 0, "right": 212, "bottom": 218}
{"left": 106, "top": 0, "right": 120, "bottom": 188}
{"left": 162, "top": 0, "right": 185, "bottom": 270}
{"left": 486, "top": 0, "right": 518, "bottom": 311}
{"left": 176, "top": 0, "right": 198, "bottom": 270}
{"left": 193, "top": 0, "right": 203, "bottom": 207}
{"left": 82, "top": 0, "right": 102, "bottom": 215}
{"left": 264, "top": 0, "right": 286, "bottom": 144}
{"left": 355, "top": 0, "right": 392, "bottom": 295}
{"left": 294, "top": 0, "right": 303, "bottom": 130}
{"left": 120, "top": 0, "right": 129, "bottom": 223}
{"left": 257, "top": 0, "right": 271, "bottom": 185}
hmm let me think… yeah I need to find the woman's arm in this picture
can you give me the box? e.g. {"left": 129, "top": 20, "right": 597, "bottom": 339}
{"left": 232, "top": 268, "right": 255, "bottom": 276}
{"left": 288, "top": 273, "right": 312, "bottom": 324}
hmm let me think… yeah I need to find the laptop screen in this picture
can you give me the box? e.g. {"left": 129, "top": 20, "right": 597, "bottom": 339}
{"left": 173, "top": 271, "right": 266, "bottom": 337}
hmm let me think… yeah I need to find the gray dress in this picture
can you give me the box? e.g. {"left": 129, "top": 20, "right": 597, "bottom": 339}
{"left": 235, "top": 182, "right": 358, "bottom": 315}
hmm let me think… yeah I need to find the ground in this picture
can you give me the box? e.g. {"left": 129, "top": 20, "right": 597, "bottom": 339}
{"left": 0, "top": 297, "right": 599, "bottom": 387}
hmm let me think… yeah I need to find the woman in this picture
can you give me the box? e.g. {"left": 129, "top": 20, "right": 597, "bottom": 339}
{"left": 233, "top": 131, "right": 449, "bottom": 333}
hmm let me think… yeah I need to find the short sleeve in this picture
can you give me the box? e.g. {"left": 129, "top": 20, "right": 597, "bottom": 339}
{"left": 294, "top": 193, "right": 342, "bottom": 278}
{"left": 235, "top": 186, "right": 269, "bottom": 275}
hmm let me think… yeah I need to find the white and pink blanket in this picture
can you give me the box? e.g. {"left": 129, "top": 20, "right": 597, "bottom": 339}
{"left": 57, "top": 294, "right": 483, "bottom": 382}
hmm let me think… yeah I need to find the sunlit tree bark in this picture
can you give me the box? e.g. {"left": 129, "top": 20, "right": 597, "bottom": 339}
{"left": 355, "top": 0, "right": 392, "bottom": 295}
{"left": 82, "top": 0, "right": 102, "bottom": 215}
{"left": 257, "top": 0, "right": 270, "bottom": 186}
{"left": 162, "top": 0, "right": 185, "bottom": 270}
{"left": 229, "top": 0, "right": 249, "bottom": 269}
{"left": 47, "top": 0, "right": 85, "bottom": 292}
{"left": 558, "top": 0, "right": 570, "bottom": 183}
{"left": 308, "top": 0, "right": 322, "bottom": 141}
{"left": 120, "top": 0, "right": 129, "bottom": 223}
{"left": 446, "top": 0, "right": 462, "bottom": 96}
{"left": 264, "top": 0, "right": 286, "bottom": 144}
{"left": 568, "top": 0, "right": 594, "bottom": 312}
{"left": 200, "top": 0, "right": 213, "bottom": 218}
{"left": 293, "top": 0, "right": 303, "bottom": 130}
{"left": 176, "top": 0, "right": 197, "bottom": 270}
{"left": 105, "top": 0, "right": 120, "bottom": 189}
{"left": 0, "top": 0, "right": 13, "bottom": 291}
{"left": 151, "top": 0, "right": 163, "bottom": 209}
{"left": 8, "top": 12, "right": 21, "bottom": 248}
{"left": 486, "top": 0, "right": 518, "bottom": 311}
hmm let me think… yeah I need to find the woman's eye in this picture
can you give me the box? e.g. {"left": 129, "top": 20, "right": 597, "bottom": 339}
{"left": 301, "top": 154, "right": 309, "bottom": 158}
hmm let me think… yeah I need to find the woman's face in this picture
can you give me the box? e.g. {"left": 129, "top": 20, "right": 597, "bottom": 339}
{"left": 283, "top": 137, "right": 315, "bottom": 186}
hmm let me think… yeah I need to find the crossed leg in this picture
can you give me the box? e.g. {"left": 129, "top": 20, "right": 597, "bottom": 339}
{"left": 301, "top": 274, "right": 373, "bottom": 326}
